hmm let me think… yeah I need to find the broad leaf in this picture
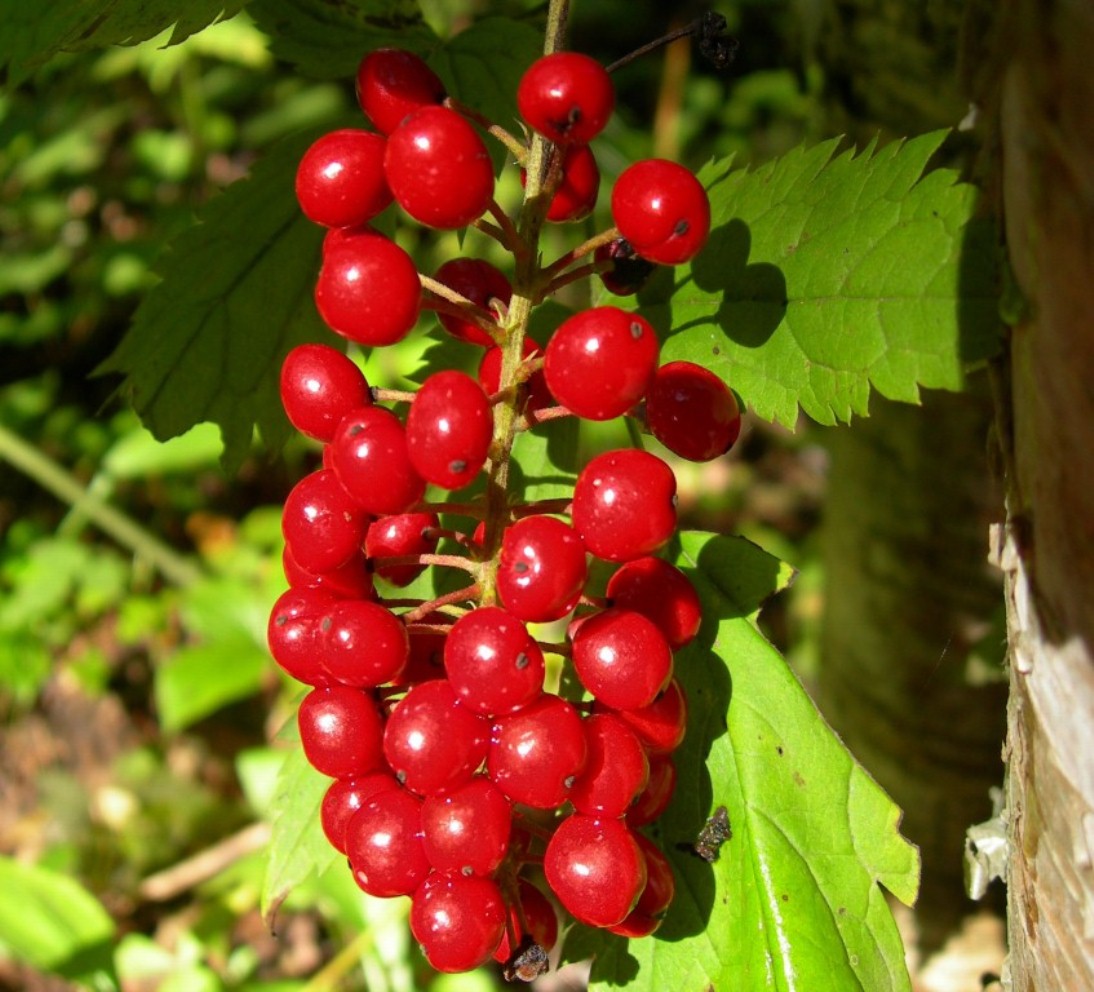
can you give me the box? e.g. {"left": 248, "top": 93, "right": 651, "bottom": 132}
{"left": 638, "top": 132, "right": 1001, "bottom": 427}
{"left": 98, "top": 128, "right": 328, "bottom": 472}
{"left": 0, "top": 856, "right": 115, "bottom": 973}
{"left": 565, "top": 531, "right": 919, "bottom": 992}
{"left": 0, "top": 0, "right": 248, "bottom": 85}
{"left": 155, "top": 637, "right": 268, "bottom": 731}
{"left": 261, "top": 745, "right": 337, "bottom": 922}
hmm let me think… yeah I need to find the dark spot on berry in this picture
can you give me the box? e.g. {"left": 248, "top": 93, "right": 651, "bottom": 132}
{"left": 673, "top": 219, "right": 690, "bottom": 237}
{"left": 563, "top": 775, "right": 576, "bottom": 789}
{"left": 630, "top": 321, "right": 643, "bottom": 339}
{"left": 320, "top": 616, "right": 332, "bottom": 632}
{"left": 515, "top": 652, "right": 530, "bottom": 670}
{"left": 349, "top": 424, "right": 364, "bottom": 437}
{"left": 395, "top": 770, "right": 407, "bottom": 784}
{"left": 461, "top": 865, "right": 473, "bottom": 876}
{"left": 514, "top": 560, "right": 529, "bottom": 574}
{"left": 275, "top": 615, "right": 288, "bottom": 626}
{"left": 449, "top": 459, "right": 467, "bottom": 473}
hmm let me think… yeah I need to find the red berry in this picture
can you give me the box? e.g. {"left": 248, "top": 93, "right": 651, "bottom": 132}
{"left": 628, "top": 753, "right": 677, "bottom": 827}
{"left": 544, "top": 814, "right": 647, "bottom": 927}
{"left": 432, "top": 258, "right": 511, "bottom": 347}
{"left": 410, "top": 871, "right": 507, "bottom": 973}
{"left": 544, "top": 307, "right": 658, "bottom": 421}
{"left": 346, "top": 787, "right": 431, "bottom": 896}
{"left": 522, "top": 143, "right": 600, "bottom": 222}
{"left": 320, "top": 772, "right": 399, "bottom": 854}
{"left": 571, "top": 449, "right": 677, "bottom": 561}
{"left": 267, "top": 586, "right": 336, "bottom": 685}
{"left": 384, "top": 106, "right": 494, "bottom": 229}
{"left": 315, "top": 227, "right": 422, "bottom": 345}
{"left": 607, "top": 677, "right": 688, "bottom": 755}
{"left": 281, "top": 468, "right": 369, "bottom": 574}
{"left": 444, "top": 606, "right": 545, "bottom": 717}
{"left": 496, "top": 515, "right": 587, "bottom": 622}
{"left": 517, "top": 52, "right": 614, "bottom": 145}
{"left": 279, "top": 343, "right": 371, "bottom": 443}
{"left": 634, "top": 833, "right": 676, "bottom": 919}
{"left": 606, "top": 556, "right": 702, "bottom": 648}
{"left": 383, "top": 680, "right": 490, "bottom": 796}
{"left": 478, "top": 338, "right": 552, "bottom": 412}
{"left": 329, "top": 406, "right": 425, "bottom": 516}
{"left": 646, "top": 360, "right": 741, "bottom": 460}
{"left": 298, "top": 685, "right": 384, "bottom": 778}
{"left": 356, "top": 48, "right": 446, "bottom": 135}
{"left": 488, "top": 694, "right": 586, "bottom": 808}
{"left": 611, "top": 159, "right": 711, "bottom": 265}
{"left": 421, "top": 776, "right": 512, "bottom": 875}
{"left": 295, "top": 129, "right": 392, "bottom": 229}
{"left": 595, "top": 237, "right": 657, "bottom": 297}
{"left": 405, "top": 370, "right": 493, "bottom": 490}
{"left": 317, "top": 599, "right": 409, "bottom": 687}
{"left": 283, "top": 543, "right": 374, "bottom": 601}
{"left": 365, "top": 512, "right": 439, "bottom": 587}
{"left": 571, "top": 608, "right": 673, "bottom": 711}
{"left": 568, "top": 713, "right": 650, "bottom": 817}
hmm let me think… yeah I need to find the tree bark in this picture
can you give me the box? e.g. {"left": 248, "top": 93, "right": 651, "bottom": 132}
{"left": 987, "top": 0, "right": 1094, "bottom": 986}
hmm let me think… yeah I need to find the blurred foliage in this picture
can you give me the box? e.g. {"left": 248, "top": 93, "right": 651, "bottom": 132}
{"left": 0, "top": 1, "right": 833, "bottom": 989}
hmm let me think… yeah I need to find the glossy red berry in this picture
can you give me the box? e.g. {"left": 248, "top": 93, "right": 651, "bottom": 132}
{"left": 568, "top": 713, "right": 650, "bottom": 817}
{"left": 281, "top": 468, "right": 369, "bottom": 574}
{"left": 329, "top": 405, "right": 425, "bottom": 516}
{"left": 611, "top": 159, "right": 711, "bottom": 265}
{"left": 646, "top": 360, "right": 742, "bottom": 460}
{"left": 315, "top": 227, "right": 422, "bottom": 345}
{"left": 523, "top": 143, "right": 600, "bottom": 222}
{"left": 295, "top": 129, "right": 392, "bottom": 229}
{"left": 606, "top": 556, "right": 702, "bottom": 648}
{"left": 365, "top": 512, "right": 439, "bottom": 587}
{"left": 544, "top": 307, "right": 659, "bottom": 421}
{"left": 634, "top": 833, "right": 676, "bottom": 919}
{"left": 595, "top": 237, "right": 657, "bottom": 297}
{"left": 496, "top": 515, "right": 587, "bottom": 622}
{"left": 444, "top": 606, "right": 545, "bottom": 717}
{"left": 346, "top": 787, "right": 431, "bottom": 896}
{"left": 411, "top": 871, "right": 507, "bottom": 973}
{"left": 478, "top": 338, "right": 552, "bottom": 411}
{"left": 571, "top": 449, "right": 677, "bottom": 561}
{"left": 608, "top": 677, "right": 688, "bottom": 755}
{"left": 320, "top": 771, "right": 399, "bottom": 854}
{"left": 544, "top": 814, "right": 647, "bottom": 928}
{"left": 298, "top": 685, "right": 384, "bottom": 778}
{"left": 384, "top": 106, "right": 494, "bottom": 229}
{"left": 279, "top": 343, "right": 371, "bottom": 443}
{"left": 488, "top": 693, "right": 586, "bottom": 808}
{"left": 517, "top": 52, "right": 614, "bottom": 145}
{"left": 317, "top": 599, "right": 409, "bottom": 687}
{"left": 628, "top": 753, "right": 677, "bottom": 827}
{"left": 356, "top": 48, "right": 446, "bottom": 135}
{"left": 267, "top": 586, "right": 336, "bottom": 685}
{"left": 571, "top": 608, "right": 673, "bottom": 711}
{"left": 405, "top": 370, "right": 493, "bottom": 490}
{"left": 282, "top": 545, "right": 373, "bottom": 600}
{"left": 383, "top": 680, "right": 490, "bottom": 796}
{"left": 432, "top": 258, "right": 511, "bottom": 347}
{"left": 421, "top": 776, "right": 512, "bottom": 875}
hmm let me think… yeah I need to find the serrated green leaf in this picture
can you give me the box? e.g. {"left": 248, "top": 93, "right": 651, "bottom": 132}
{"left": 567, "top": 531, "right": 919, "bottom": 992}
{"left": 638, "top": 132, "right": 1001, "bottom": 428}
{"left": 261, "top": 745, "right": 338, "bottom": 921}
{"left": 0, "top": 0, "right": 248, "bottom": 85}
{"left": 0, "top": 856, "right": 115, "bottom": 972}
{"left": 249, "top": 0, "right": 434, "bottom": 80}
{"left": 97, "top": 129, "right": 330, "bottom": 473}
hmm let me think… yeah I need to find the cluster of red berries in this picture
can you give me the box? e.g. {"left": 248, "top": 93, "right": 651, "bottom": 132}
{"left": 269, "top": 43, "right": 741, "bottom": 979}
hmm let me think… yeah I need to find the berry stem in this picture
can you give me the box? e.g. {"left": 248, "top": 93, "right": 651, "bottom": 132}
{"left": 604, "top": 11, "right": 738, "bottom": 73}
{"left": 371, "top": 387, "right": 417, "bottom": 405}
{"left": 420, "top": 275, "right": 506, "bottom": 344}
{"left": 515, "top": 405, "right": 577, "bottom": 432}
{"left": 536, "top": 260, "right": 611, "bottom": 302}
{"left": 444, "top": 96, "right": 529, "bottom": 165}
{"left": 402, "top": 584, "right": 480, "bottom": 624}
{"left": 540, "top": 225, "right": 620, "bottom": 284}
{"left": 373, "top": 553, "right": 482, "bottom": 577}
{"left": 487, "top": 199, "right": 530, "bottom": 261}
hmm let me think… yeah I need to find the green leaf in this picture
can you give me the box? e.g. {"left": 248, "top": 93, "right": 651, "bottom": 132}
{"left": 0, "top": 856, "right": 115, "bottom": 972}
{"left": 0, "top": 0, "right": 248, "bottom": 85}
{"left": 97, "top": 129, "right": 329, "bottom": 473}
{"left": 509, "top": 419, "right": 581, "bottom": 501}
{"left": 261, "top": 745, "right": 338, "bottom": 922}
{"left": 638, "top": 132, "right": 1001, "bottom": 427}
{"left": 249, "top": 0, "right": 435, "bottom": 79}
{"left": 568, "top": 531, "right": 919, "bottom": 992}
{"left": 154, "top": 636, "right": 268, "bottom": 731}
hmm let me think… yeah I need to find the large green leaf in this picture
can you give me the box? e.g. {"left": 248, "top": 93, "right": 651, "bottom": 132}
{"left": 0, "top": 0, "right": 248, "bottom": 85}
{"left": 638, "top": 132, "right": 1001, "bottom": 427}
{"left": 566, "top": 531, "right": 919, "bottom": 992}
{"left": 0, "top": 856, "right": 115, "bottom": 974}
{"left": 97, "top": 128, "right": 329, "bottom": 472}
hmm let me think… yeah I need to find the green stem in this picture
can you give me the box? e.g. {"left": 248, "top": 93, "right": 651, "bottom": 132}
{"left": 0, "top": 423, "right": 203, "bottom": 587}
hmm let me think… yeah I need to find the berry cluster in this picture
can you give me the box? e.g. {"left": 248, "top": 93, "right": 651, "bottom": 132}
{"left": 271, "top": 41, "right": 740, "bottom": 979}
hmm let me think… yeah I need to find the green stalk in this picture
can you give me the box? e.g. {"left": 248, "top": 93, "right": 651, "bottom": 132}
{"left": 478, "top": 0, "right": 572, "bottom": 605}
{"left": 0, "top": 422, "right": 203, "bottom": 587}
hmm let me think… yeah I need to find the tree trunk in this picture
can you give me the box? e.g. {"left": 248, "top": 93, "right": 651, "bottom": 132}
{"left": 986, "top": 0, "right": 1094, "bottom": 986}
